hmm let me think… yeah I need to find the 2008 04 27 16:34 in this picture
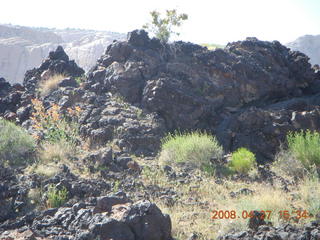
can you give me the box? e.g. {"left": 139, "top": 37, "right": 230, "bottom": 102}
{"left": 211, "top": 210, "right": 311, "bottom": 220}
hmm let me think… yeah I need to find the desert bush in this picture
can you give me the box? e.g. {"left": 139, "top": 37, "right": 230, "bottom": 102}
{"left": 31, "top": 99, "right": 81, "bottom": 144}
{"left": 159, "top": 131, "right": 223, "bottom": 169}
{"left": 0, "top": 118, "right": 36, "bottom": 166}
{"left": 38, "top": 74, "right": 66, "bottom": 97}
{"left": 46, "top": 184, "right": 68, "bottom": 208}
{"left": 287, "top": 130, "right": 320, "bottom": 169}
{"left": 272, "top": 148, "right": 306, "bottom": 178}
{"left": 229, "top": 148, "right": 256, "bottom": 174}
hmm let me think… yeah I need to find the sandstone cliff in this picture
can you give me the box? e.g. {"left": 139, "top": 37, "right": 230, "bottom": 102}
{"left": 0, "top": 24, "right": 125, "bottom": 83}
{"left": 287, "top": 34, "right": 320, "bottom": 65}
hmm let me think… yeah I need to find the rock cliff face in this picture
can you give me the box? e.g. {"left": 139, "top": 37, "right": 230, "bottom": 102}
{"left": 0, "top": 24, "right": 125, "bottom": 83}
{"left": 287, "top": 34, "right": 320, "bottom": 65}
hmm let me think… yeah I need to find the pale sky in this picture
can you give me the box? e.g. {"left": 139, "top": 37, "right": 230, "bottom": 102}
{"left": 1, "top": 0, "right": 319, "bottom": 44}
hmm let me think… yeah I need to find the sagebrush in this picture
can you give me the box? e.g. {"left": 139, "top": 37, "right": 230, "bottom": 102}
{"left": 0, "top": 118, "right": 36, "bottom": 166}
{"left": 287, "top": 130, "right": 320, "bottom": 169}
{"left": 159, "top": 131, "right": 223, "bottom": 169}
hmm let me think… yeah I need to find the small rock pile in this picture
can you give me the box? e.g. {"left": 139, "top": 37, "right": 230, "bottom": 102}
{"left": 219, "top": 221, "right": 320, "bottom": 240}
{"left": 0, "top": 166, "right": 172, "bottom": 240}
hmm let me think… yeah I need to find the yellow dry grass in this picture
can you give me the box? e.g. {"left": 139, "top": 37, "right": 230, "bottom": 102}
{"left": 29, "top": 140, "right": 75, "bottom": 177}
{"left": 139, "top": 161, "right": 319, "bottom": 240}
{"left": 38, "top": 74, "right": 66, "bottom": 97}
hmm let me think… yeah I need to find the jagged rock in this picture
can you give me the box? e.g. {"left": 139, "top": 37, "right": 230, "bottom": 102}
{"left": 78, "top": 91, "right": 166, "bottom": 156}
{"left": 0, "top": 78, "right": 24, "bottom": 116}
{"left": 248, "top": 211, "right": 267, "bottom": 231}
{"left": 58, "top": 77, "right": 78, "bottom": 88}
{"left": 121, "top": 200, "right": 172, "bottom": 240}
{"left": 0, "top": 77, "right": 11, "bottom": 97}
{"left": 215, "top": 95, "right": 320, "bottom": 163}
{"left": 93, "top": 192, "right": 131, "bottom": 213}
{"left": 23, "top": 46, "right": 84, "bottom": 94}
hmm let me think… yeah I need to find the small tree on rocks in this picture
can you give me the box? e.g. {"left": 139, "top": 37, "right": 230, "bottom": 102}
{"left": 143, "top": 9, "right": 188, "bottom": 43}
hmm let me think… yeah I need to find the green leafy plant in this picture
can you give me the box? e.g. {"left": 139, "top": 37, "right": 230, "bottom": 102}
{"left": 143, "top": 9, "right": 188, "bottom": 43}
{"left": 159, "top": 131, "right": 223, "bottom": 169}
{"left": 229, "top": 148, "right": 256, "bottom": 174}
{"left": 287, "top": 130, "right": 320, "bottom": 169}
{"left": 75, "top": 74, "right": 86, "bottom": 85}
{"left": 0, "top": 118, "right": 36, "bottom": 166}
{"left": 46, "top": 184, "right": 68, "bottom": 208}
{"left": 201, "top": 163, "right": 216, "bottom": 176}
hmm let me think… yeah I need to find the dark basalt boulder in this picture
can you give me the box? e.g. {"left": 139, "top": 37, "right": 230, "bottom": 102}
{"left": 0, "top": 77, "right": 11, "bottom": 97}
{"left": 0, "top": 78, "right": 24, "bottom": 117}
{"left": 215, "top": 94, "right": 320, "bottom": 163}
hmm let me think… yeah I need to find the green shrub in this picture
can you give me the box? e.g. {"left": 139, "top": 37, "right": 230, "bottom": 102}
{"left": 229, "top": 148, "right": 256, "bottom": 174}
{"left": 287, "top": 130, "right": 320, "bottom": 169}
{"left": 0, "top": 118, "right": 36, "bottom": 166}
{"left": 46, "top": 184, "right": 68, "bottom": 208}
{"left": 159, "top": 131, "right": 223, "bottom": 169}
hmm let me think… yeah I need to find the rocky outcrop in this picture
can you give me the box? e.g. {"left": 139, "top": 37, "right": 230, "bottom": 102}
{"left": 87, "top": 31, "right": 315, "bottom": 130}
{"left": 82, "top": 30, "right": 320, "bottom": 160}
{"left": 287, "top": 34, "right": 320, "bottom": 66}
{"left": 3, "top": 29, "right": 320, "bottom": 161}
{"left": 23, "top": 45, "right": 84, "bottom": 93}
{"left": 0, "top": 24, "right": 125, "bottom": 84}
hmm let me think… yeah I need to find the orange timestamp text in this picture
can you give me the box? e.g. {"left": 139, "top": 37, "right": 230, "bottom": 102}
{"left": 211, "top": 210, "right": 311, "bottom": 220}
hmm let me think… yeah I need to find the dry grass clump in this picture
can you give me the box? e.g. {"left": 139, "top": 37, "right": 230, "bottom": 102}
{"left": 38, "top": 74, "right": 66, "bottom": 97}
{"left": 140, "top": 158, "right": 319, "bottom": 240}
{"left": 298, "top": 175, "right": 320, "bottom": 217}
{"left": 272, "top": 149, "right": 307, "bottom": 178}
{"left": 29, "top": 140, "right": 75, "bottom": 177}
